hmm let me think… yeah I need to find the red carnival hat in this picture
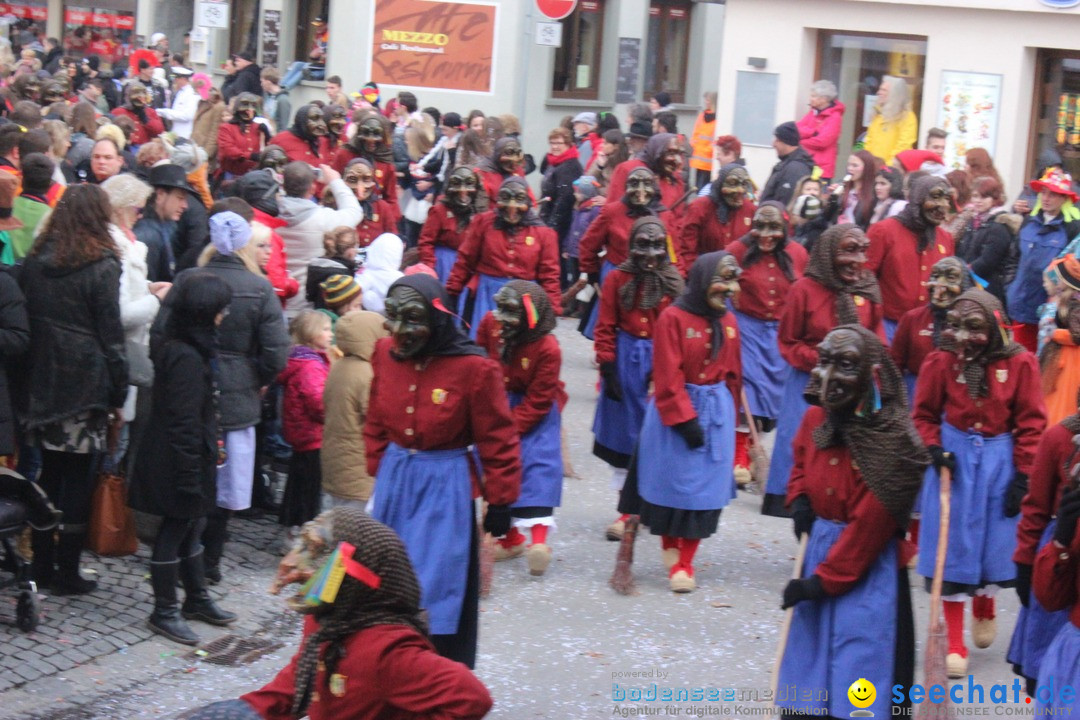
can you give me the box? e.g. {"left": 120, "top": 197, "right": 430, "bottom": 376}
{"left": 1031, "top": 168, "right": 1079, "bottom": 203}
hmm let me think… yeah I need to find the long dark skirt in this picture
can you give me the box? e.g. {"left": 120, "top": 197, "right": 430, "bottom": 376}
{"left": 278, "top": 449, "right": 322, "bottom": 527}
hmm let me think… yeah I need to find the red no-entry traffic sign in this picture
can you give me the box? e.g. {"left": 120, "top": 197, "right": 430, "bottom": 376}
{"left": 536, "top": 0, "right": 577, "bottom": 20}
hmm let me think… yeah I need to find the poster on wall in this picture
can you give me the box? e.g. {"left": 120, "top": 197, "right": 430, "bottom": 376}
{"left": 937, "top": 70, "right": 1003, "bottom": 170}
{"left": 370, "top": 0, "right": 498, "bottom": 94}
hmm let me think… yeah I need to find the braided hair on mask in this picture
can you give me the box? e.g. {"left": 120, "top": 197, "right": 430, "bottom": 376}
{"left": 804, "top": 223, "right": 881, "bottom": 326}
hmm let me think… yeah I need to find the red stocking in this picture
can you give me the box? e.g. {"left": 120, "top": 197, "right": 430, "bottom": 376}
{"left": 661, "top": 536, "right": 679, "bottom": 551}
{"left": 530, "top": 524, "right": 549, "bottom": 546}
{"left": 734, "top": 429, "right": 750, "bottom": 469}
{"left": 972, "top": 595, "right": 995, "bottom": 620}
{"left": 676, "top": 538, "right": 700, "bottom": 575}
{"left": 497, "top": 526, "right": 526, "bottom": 549}
{"left": 943, "top": 600, "right": 967, "bottom": 657}
{"left": 907, "top": 518, "right": 920, "bottom": 548}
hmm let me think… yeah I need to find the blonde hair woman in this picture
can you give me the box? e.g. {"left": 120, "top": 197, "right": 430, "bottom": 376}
{"left": 863, "top": 75, "right": 918, "bottom": 166}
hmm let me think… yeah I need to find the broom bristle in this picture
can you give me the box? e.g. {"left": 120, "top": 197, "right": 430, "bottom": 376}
{"left": 749, "top": 444, "right": 769, "bottom": 494}
{"left": 609, "top": 515, "right": 639, "bottom": 595}
{"left": 479, "top": 531, "right": 495, "bottom": 598}
{"left": 916, "top": 620, "right": 950, "bottom": 719}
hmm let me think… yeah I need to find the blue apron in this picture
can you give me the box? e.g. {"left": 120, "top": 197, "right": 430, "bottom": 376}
{"left": 1036, "top": 622, "right": 1080, "bottom": 714}
{"left": 592, "top": 330, "right": 653, "bottom": 458}
{"left": 765, "top": 369, "right": 811, "bottom": 496}
{"left": 776, "top": 518, "right": 897, "bottom": 718}
{"left": 637, "top": 383, "right": 736, "bottom": 510}
{"left": 1008, "top": 521, "right": 1070, "bottom": 680}
{"left": 434, "top": 245, "right": 458, "bottom": 286}
{"left": 732, "top": 309, "right": 788, "bottom": 420}
{"left": 468, "top": 273, "right": 509, "bottom": 340}
{"left": 371, "top": 443, "right": 472, "bottom": 635}
{"left": 582, "top": 260, "right": 616, "bottom": 340}
{"left": 884, "top": 317, "right": 898, "bottom": 344}
{"left": 916, "top": 423, "right": 1018, "bottom": 586}
{"left": 509, "top": 392, "right": 563, "bottom": 508}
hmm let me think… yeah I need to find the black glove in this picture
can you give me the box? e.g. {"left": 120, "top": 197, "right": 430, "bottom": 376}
{"left": 587, "top": 272, "right": 600, "bottom": 286}
{"left": 1054, "top": 488, "right": 1080, "bottom": 548}
{"left": 791, "top": 494, "right": 815, "bottom": 540}
{"left": 483, "top": 504, "right": 512, "bottom": 538}
{"left": 781, "top": 575, "right": 826, "bottom": 609}
{"left": 600, "top": 362, "right": 623, "bottom": 402}
{"left": 1005, "top": 472, "right": 1028, "bottom": 518}
{"left": 1015, "top": 562, "right": 1032, "bottom": 608}
{"left": 928, "top": 445, "right": 956, "bottom": 472}
{"left": 134, "top": 106, "right": 148, "bottom": 123}
{"left": 249, "top": 150, "right": 261, "bottom": 162}
{"left": 672, "top": 419, "right": 705, "bottom": 449}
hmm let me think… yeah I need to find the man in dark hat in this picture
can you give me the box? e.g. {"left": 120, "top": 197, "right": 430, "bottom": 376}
{"left": 135, "top": 164, "right": 194, "bottom": 281}
{"left": 626, "top": 120, "right": 652, "bottom": 156}
{"left": 759, "top": 121, "right": 815, "bottom": 206}
{"left": 224, "top": 50, "right": 262, "bottom": 102}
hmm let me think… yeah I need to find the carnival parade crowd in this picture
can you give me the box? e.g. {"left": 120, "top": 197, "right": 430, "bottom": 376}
{"left": 1, "top": 29, "right": 1080, "bottom": 719}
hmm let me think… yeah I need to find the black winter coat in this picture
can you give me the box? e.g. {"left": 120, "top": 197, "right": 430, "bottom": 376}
{"left": 18, "top": 247, "right": 127, "bottom": 429}
{"left": 955, "top": 211, "right": 1019, "bottom": 306}
{"left": 152, "top": 255, "right": 288, "bottom": 430}
{"left": 0, "top": 267, "right": 28, "bottom": 455}
{"left": 223, "top": 63, "right": 262, "bottom": 103}
{"left": 760, "top": 147, "right": 815, "bottom": 207}
{"left": 129, "top": 330, "right": 218, "bottom": 519}
{"left": 539, "top": 156, "right": 583, "bottom": 245}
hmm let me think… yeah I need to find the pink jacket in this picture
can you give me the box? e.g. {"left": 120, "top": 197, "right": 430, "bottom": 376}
{"left": 280, "top": 346, "right": 329, "bottom": 452}
{"left": 796, "top": 101, "right": 845, "bottom": 179}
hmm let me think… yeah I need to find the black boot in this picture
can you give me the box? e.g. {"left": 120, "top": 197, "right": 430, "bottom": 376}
{"left": 180, "top": 549, "right": 237, "bottom": 626}
{"left": 200, "top": 511, "right": 229, "bottom": 585}
{"left": 52, "top": 531, "right": 97, "bottom": 596}
{"left": 148, "top": 559, "right": 200, "bottom": 645}
{"left": 30, "top": 529, "right": 55, "bottom": 589}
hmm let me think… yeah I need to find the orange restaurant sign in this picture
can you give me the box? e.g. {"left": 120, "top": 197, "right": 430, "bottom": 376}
{"left": 370, "top": 0, "right": 498, "bottom": 94}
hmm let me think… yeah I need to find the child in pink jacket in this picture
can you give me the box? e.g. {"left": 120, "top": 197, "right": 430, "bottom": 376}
{"left": 279, "top": 310, "right": 332, "bottom": 530}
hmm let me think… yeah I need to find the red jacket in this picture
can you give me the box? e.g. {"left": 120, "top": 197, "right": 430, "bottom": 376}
{"left": 1016, "top": 422, "right": 1073, "bottom": 566}
{"left": 681, "top": 197, "right": 755, "bottom": 268}
{"left": 594, "top": 269, "right": 673, "bottom": 365}
{"left": 280, "top": 346, "right": 329, "bottom": 452}
{"left": 252, "top": 210, "right": 298, "bottom": 304}
{"left": 445, "top": 212, "right": 561, "bottom": 313}
{"left": 725, "top": 239, "right": 808, "bottom": 322}
{"left": 913, "top": 349, "right": 1046, "bottom": 473}
{"left": 866, "top": 218, "right": 954, "bottom": 322}
{"left": 364, "top": 338, "right": 521, "bottom": 505}
{"left": 796, "top": 101, "right": 846, "bottom": 179}
{"left": 217, "top": 122, "right": 265, "bottom": 177}
{"left": 778, "top": 277, "right": 886, "bottom": 372}
{"left": 331, "top": 147, "right": 401, "bottom": 223}
{"left": 112, "top": 106, "right": 164, "bottom": 146}
{"left": 889, "top": 304, "right": 935, "bottom": 375}
{"left": 577, "top": 202, "right": 678, "bottom": 275}
{"left": 477, "top": 312, "right": 568, "bottom": 435}
{"left": 356, "top": 199, "right": 398, "bottom": 247}
{"left": 418, "top": 203, "right": 471, "bottom": 267}
{"left": 1034, "top": 519, "right": 1080, "bottom": 628}
{"left": 607, "top": 160, "right": 687, "bottom": 233}
{"left": 653, "top": 306, "right": 741, "bottom": 426}
{"left": 270, "top": 129, "right": 330, "bottom": 167}
{"left": 477, "top": 168, "right": 531, "bottom": 208}
{"left": 241, "top": 617, "right": 493, "bottom": 720}
{"left": 787, "top": 406, "right": 905, "bottom": 596}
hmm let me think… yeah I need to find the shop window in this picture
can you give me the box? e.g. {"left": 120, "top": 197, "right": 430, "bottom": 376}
{"left": 643, "top": 0, "right": 690, "bottom": 104}
{"left": 816, "top": 31, "right": 927, "bottom": 159}
{"left": 63, "top": 3, "right": 135, "bottom": 71}
{"left": 551, "top": 0, "right": 604, "bottom": 100}
{"left": 228, "top": 0, "right": 259, "bottom": 57}
{"left": 293, "top": 0, "right": 328, "bottom": 65}
{"left": 3, "top": 4, "right": 48, "bottom": 56}
{"left": 1030, "top": 49, "right": 1080, "bottom": 183}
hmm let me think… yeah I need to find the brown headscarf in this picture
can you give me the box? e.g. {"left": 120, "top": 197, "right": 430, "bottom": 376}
{"left": 950, "top": 288, "right": 1024, "bottom": 399}
{"left": 805, "top": 325, "right": 930, "bottom": 527}
{"left": 804, "top": 223, "right": 881, "bottom": 326}
{"left": 616, "top": 216, "right": 684, "bottom": 311}
{"left": 292, "top": 508, "right": 428, "bottom": 717}
{"left": 896, "top": 175, "right": 950, "bottom": 253}
{"left": 500, "top": 279, "right": 557, "bottom": 364}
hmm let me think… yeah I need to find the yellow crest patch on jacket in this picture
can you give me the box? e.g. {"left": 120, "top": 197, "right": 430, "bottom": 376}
{"left": 432, "top": 388, "right": 448, "bottom": 404}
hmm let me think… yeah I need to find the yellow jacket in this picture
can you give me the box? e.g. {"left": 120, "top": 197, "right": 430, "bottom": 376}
{"left": 863, "top": 110, "right": 917, "bottom": 165}
{"left": 689, "top": 111, "right": 716, "bottom": 172}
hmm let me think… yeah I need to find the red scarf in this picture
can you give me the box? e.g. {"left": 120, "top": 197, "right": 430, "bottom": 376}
{"left": 546, "top": 145, "right": 579, "bottom": 167}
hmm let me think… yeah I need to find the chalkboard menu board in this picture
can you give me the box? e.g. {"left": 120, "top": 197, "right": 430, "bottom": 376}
{"left": 616, "top": 37, "right": 640, "bottom": 104}
{"left": 261, "top": 9, "right": 281, "bottom": 69}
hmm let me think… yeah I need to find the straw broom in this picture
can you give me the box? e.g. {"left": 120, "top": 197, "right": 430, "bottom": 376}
{"left": 740, "top": 388, "right": 769, "bottom": 493}
{"left": 609, "top": 515, "right": 640, "bottom": 595}
{"left": 917, "top": 467, "right": 952, "bottom": 719}
{"left": 771, "top": 534, "right": 809, "bottom": 712}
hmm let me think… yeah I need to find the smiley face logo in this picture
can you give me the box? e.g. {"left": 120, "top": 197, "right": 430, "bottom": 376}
{"left": 847, "top": 678, "right": 876, "bottom": 714}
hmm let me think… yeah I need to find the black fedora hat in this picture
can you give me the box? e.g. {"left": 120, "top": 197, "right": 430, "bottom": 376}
{"left": 148, "top": 163, "right": 194, "bottom": 193}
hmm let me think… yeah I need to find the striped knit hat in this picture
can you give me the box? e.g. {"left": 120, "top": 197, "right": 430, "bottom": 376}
{"left": 320, "top": 274, "right": 361, "bottom": 309}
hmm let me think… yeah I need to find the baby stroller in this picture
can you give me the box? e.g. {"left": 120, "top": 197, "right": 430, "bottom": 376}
{"left": 0, "top": 466, "right": 61, "bottom": 631}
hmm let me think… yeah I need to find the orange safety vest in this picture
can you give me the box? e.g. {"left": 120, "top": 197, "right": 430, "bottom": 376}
{"left": 689, "top": 112, "right": 716, "bottom": 172}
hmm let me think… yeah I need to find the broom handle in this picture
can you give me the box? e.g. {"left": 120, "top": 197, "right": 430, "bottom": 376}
{"left": 740, "top": 388, "right": 761, "bottom": 447}
{"left": 928, "top": 467, "right": 952, "bottom": 628}
{"left": 771, "top": 533, "right": 809, "bottom": 712}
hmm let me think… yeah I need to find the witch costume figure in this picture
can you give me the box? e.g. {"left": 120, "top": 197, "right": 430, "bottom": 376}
{"left": 577, "top": 165, "right": 677, "bottom": 339}
{"left": 724, "top": 201, "right": 808, "bottom": 485}
{"left": 890, "top": 256, "right": 974, "bottom": 400}
{"left": 776, "top": 325, "right": 928, "bottom": 720}
{"left": 594, "top": 216, "right": 684, "bottom": 541}
{"left": 269, "top": 104, "right": 330, "bottom": 167}
{"left": 475, "top": 280, "right": 566, "bottom": 577}
{"left": 763, "top": 224, "right": 886, "bottom": 517}
{"left": 364, "top": 274, "right": 521, "bottom": 668}
{"left": 606, "top": 133, "right": 688, "bottom": 232}
{"left": 446, "top": 176, "right": 561, "bottom": 339}
{"left": 1007, "top": 388, "right": 1080, "bottom": 696}
{"left": 342, "top": 158, "right": 397, "bottom": 247}
{"left": 475, "top": 136, "right": 532, "bottom": 210}
{"left": 331, "top": 110, "right": 401, "bottom": 224}
{"left": 624, "top": 251, "right": 742, "bottom": 594}
{"left": 418, "top": 166, "right": 481, "bottom": 284}
{"left": 680, "top": 163, "right": 757, "bottom": 267}
{"left": 913, "top": 287, "right": 1046, "bottom": 678}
